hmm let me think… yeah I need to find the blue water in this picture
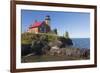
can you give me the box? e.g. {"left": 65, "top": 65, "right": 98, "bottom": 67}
{"left": 71, "top": 38, "right": 90, "bottom": 49}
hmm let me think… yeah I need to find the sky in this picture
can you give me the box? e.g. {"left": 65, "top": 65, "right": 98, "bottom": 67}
{"left": 21, "top": 10, "right": 90, "bottom": 38}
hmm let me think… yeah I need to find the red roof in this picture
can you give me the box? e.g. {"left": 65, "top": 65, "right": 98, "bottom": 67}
{"left": 29, "top": 21, "right": 43, "bottom": 29}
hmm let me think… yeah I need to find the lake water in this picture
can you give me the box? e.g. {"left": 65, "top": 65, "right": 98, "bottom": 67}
{"left": 71, "top": 38, "right": 90, "bottom": 49}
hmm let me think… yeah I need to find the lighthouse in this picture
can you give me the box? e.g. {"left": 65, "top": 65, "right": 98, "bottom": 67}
{"left": 27, "top": 15, "right": 51, "bottom": 33}
{"left": 45, "top": 15, "right": 51, "bottom": 25}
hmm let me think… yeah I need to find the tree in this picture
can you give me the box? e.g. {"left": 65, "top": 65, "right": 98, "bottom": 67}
{"left": 53, "top": 29, "right": 58, "bottom": 35}
{"left": 64, "top": 31, "right": 69, "bottom": 38}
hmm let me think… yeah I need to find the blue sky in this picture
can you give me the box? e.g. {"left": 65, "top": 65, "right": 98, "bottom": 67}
{"left": 21, "top": 10, "right": 90, "bottom": 38}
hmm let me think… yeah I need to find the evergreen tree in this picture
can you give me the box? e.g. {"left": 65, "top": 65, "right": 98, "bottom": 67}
{"left": 65, "top": 31, "right": 69, "bottom": 38}
{"left": 53, "top": 29, "right": 57, "bottom": 35}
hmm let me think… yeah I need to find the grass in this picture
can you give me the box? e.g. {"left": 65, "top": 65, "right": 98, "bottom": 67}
{"left": 21, "top": 32, "right": 58, "bottom": 44}
{"left": 21, "top": 54, "right": 89, "bottom": 63}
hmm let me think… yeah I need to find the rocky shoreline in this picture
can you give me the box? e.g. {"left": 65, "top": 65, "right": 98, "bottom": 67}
{"left": 49, "top": 47, "right": 90, "bottom": 57}
{"left": 21, "top": 33, "right": 90, "bottom": 63}
{"left": 21, "top": 47, "right": 90, "bottom": 63}
{"left": 22, "top": 47, "right": 90, "bottom": 57}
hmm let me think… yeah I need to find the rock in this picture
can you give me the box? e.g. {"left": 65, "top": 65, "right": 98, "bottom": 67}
{"left": 21, "top": 44, "right": 33, "bottom": 56}
{"left": 48, "top": 40, "right": 62, "bottom": 48}
{"left": 80, "top": 48, "right": 90, "bottom": 58}
{"left": 65, "top": 49, "right": 72, "bottom": 56}
{"left": 58, "top": 37, "right": 73, "bottom": 48}
{"left": 42, "top": 45, "right": 51, "bottom": 55}
{"left": 49, "top": 46, "right": 60, "bottom": 56}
